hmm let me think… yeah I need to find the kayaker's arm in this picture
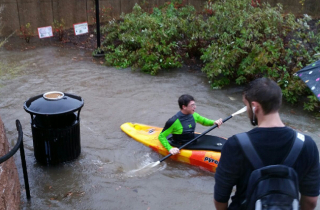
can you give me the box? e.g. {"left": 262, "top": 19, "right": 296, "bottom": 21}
{"left": 193, "top": 112, "right": 214, "bottom": 126}
{"left": 194, "top": 112, "right": 223, "bottom": 128}
{"left": 158, "top": 131, "right": 173, "bottom": 151}
{"left": 193, "top": 112, "right": 215, "bottom": 126}
{"left": 158, "top": 119, "right": 178, "bottom": 151}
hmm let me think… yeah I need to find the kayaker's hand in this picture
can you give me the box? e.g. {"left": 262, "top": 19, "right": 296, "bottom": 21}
{"left": 169, "top": 147, "right": 180, "bottom": 155}
{"left": 215, "top": 118, "right": 223, "bottom": 128}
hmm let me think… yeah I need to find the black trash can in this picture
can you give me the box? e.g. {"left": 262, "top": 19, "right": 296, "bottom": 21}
{"left": 24, "top": 91, "right": 84, "bottom": 165}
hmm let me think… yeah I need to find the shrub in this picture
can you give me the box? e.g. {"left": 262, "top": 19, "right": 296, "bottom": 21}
{"left": 19, "top": 23, "right": 33, "bottom": 43}
{"left": 200, "top": 0, "right": 320, "bottom": 112}
{"left": 98, "top": 3, "right": 210, "bottom": 75}
{"left": 52, "top": 19, "right": 65, "bottom": 41}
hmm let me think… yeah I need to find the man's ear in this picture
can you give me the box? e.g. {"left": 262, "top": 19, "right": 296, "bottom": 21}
{"left": 251, "top": 102, "right": 260, "bottom": 112}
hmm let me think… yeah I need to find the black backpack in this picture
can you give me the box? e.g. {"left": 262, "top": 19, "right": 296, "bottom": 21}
{"left": 235, "top": 131, "right": 304, "bottom": 210}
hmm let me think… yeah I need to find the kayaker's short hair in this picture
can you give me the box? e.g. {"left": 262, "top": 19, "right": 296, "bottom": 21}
{"left": 243, "top": 77, "right": 282, "bottom": 115}
{"left": 178, "top": 94, "right": 195, "bottom": 109}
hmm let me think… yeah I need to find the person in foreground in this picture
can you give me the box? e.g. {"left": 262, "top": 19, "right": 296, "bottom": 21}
{"left": 214, "top": 77, "right": 320, "bottom": 210}
{"left": 158, "top": 94, "right": 223, "bottom": 155}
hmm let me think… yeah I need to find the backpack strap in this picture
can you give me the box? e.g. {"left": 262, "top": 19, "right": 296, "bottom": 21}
{"left": 236, "top": 131, "right": 305, "bottom": 169}
{"left": 283, "top": 131, "right": 305, "bottom": 167}
{"left": 235, "top": 132, "right": 264, "bottom": 169}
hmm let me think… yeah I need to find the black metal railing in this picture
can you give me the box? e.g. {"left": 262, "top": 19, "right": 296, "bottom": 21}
{"left": 0, "top": 119, "right": 30, "bottom": 200}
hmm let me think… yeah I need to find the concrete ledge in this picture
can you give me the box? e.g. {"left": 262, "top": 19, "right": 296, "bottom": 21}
{"left": 0, "top": 117, "right": 20, "bottom": 210}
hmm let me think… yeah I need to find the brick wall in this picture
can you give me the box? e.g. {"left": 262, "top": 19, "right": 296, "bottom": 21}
{"left": 0, "top": 117, "right": 20, "bottom": 210}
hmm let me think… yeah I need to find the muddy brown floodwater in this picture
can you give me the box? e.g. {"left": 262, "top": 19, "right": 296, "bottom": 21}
{"left": 0, "top": 38, "right": 319, "bottom": 210}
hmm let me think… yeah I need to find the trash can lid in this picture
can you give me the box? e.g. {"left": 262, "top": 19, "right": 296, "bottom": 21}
{"left": 24, "top": 92, "right": 84, "bottom": 115}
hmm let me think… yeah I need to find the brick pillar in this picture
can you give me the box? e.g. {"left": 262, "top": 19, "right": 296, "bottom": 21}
{"left": 0, "top": 117, "right": 20, "bottom": 210}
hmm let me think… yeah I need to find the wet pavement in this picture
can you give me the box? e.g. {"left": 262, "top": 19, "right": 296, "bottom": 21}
{"left": 0, "top": 38, "right": 319, "bottom": 210}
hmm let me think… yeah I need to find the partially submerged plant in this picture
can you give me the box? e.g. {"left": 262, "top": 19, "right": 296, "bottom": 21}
{"left": 52, "top": 19, "right": 65, "bottom": 41}
{"left": 19, "top": 23, "right": 33, "bottom": 43}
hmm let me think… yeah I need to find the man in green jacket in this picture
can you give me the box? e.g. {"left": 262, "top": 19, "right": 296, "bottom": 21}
{"left": 158, "top": 94, "right": 223, "bottom": 155}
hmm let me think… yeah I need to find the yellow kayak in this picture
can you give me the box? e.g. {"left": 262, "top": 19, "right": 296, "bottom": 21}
{"left": 120, "top": 122, "right": 226, "bottom": 172}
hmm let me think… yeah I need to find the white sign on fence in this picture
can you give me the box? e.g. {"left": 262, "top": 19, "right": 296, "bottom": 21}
{"left": 37, "top": 26, "right": 53, "bottom": 39}
{"left": 73, "top": 22, "right": 89, "bottom": 35}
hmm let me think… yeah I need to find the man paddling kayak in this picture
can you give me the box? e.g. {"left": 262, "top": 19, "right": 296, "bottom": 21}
{"left": 158, "top": 94, "right": 223, "bottom": 155}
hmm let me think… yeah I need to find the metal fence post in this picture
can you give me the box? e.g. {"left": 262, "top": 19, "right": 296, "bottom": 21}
{"left": 17, "top": 120, "right": 31, "bottom": 200}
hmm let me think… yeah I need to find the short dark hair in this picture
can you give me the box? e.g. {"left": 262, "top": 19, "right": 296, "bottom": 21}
{"left": 178, "top": 94, "right": 195, "bottom": 109}
{"left": 243, "top": 77, "right": 282, "bottom": 114}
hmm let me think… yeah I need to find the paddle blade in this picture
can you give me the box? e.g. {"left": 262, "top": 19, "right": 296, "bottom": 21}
{"left": 231, "top": 106, "right": 247, "bottom": 116}
{"left": 125, "top": 161, "right": 164, "bottom": 177}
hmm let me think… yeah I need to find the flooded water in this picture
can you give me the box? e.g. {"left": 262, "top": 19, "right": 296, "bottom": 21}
{"left": 0, "top": 38, "right": 319, "bottom": 210}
